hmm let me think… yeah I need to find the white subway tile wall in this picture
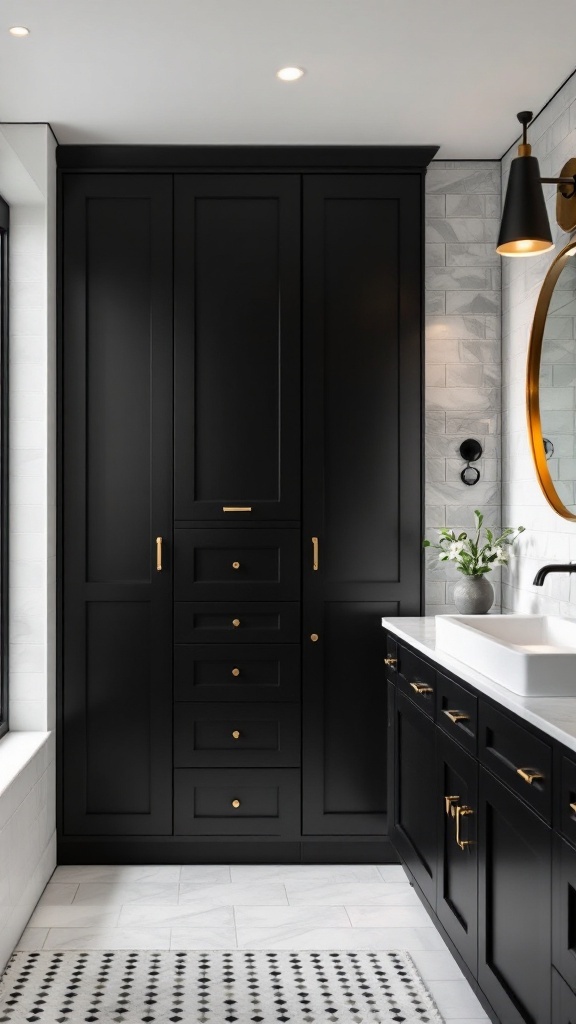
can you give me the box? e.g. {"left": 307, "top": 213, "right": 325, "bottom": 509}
{"left": 425, "top": 161, "right": 502, "bottom": 614}
{"left": 501, "top": 72, "right": 576, "bottom": 614}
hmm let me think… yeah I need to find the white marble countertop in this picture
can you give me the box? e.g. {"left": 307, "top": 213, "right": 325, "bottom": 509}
{"left": 382, "top": 616, "right": 576, "bottom": 754}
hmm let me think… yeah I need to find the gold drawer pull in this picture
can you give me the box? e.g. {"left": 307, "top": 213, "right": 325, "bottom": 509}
{"left": 310, "top": 633, "right": 319, "bottom": 642}
{"left": 569, "top": 802, "right": 576, "bottom": 814}
{"left": 384, "top": 657, "right": 397, "bottom": 667}
{"left": 232, "top": 667, "right": 240, "bottom": 677}
{"left": 232, "top": 561, "right": 241, "bottom": 570}
{"left": 312, "top": 536, "right": 319, "bottom": 571}
{"left": 156, "top": 536, "right": 163, "bottom": 572}
{"left": 232, "top": 730, "right": 241, "bottom": 740}
{"left": 232, "top": 799, "right": 241, "bottom": 808}
{"left": 456, "top": 804, "right": 474, "bottom": 850}
{"left": 223, "top": 506, "right": 252, "bottom": 512}
{"left": 443, "top": 709, "right": 470, "bottom": 725}
{"left": 445, "top": 794, "right": 459, "bottom": 815}
{"left": 232, "top": 618, "right": 241, "bottom": 628}
{"left": 410, "top": 682, "right": 433, "bottom": 695}
{"left": 516, "top": 767, "right": 544, "bottom": 785}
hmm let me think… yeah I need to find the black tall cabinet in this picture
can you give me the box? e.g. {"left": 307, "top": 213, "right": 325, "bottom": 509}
{"left": 58, "top": 146, "right": 436, "bottom": 863}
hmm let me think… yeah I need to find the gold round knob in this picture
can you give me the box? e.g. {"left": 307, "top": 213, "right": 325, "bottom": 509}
{"left": 232, "top": 561, "right": 240, "bottom": 570}
{"left": 232, "top": 618, "right": 241, "bottom": 628}
{"left": 232, "top": 730, "right": 241, "bottom": 740}
{"left": 232, "top": 667, "right": 240, "bottom": 677}
{"left": 232, "top": 799, "right": 241, "bottom": 809}
{"left": 310, "top": 633, "right": 319, "bottom": 642}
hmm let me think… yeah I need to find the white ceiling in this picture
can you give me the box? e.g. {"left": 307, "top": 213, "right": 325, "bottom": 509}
{"left": 0, "top": 0, "right": 574, "bottom": 155}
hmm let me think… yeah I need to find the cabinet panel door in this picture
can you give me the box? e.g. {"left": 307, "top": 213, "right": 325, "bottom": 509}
{"left": 174, "top": 175, "right": 300, "bottom": 522}
{"left": 553, "top": 834, "right": 576, "bottom": 994}
{"left": 61, "top": 174, "right": 173, "bottom": 836}
{"left": 302, "top": 174, "right": 423, "bottom": 836}
{"left": 391, "top": 691, "right": 437, "bottom": 906}
{"left": 478, "top": 767, "right": 552, "bottom": 1024}
{"left": 436, "top": 732, "right": 478, "bottom": 973}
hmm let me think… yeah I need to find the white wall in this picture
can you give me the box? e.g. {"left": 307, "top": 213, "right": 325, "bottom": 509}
{"left": 0, "top": 124, "right": 57, "bottom": 970}
{"left": 501, "top": 73, "right": 576, "bottom": 613}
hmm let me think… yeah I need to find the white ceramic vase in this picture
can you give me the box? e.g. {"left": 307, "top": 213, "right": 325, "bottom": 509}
{"left": 453, "top": 574, "right": 494, "bottom": 614}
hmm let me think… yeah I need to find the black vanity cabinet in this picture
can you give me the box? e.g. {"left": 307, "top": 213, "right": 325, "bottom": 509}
{"left": 59, "top": 146, "right": 434, "bottom": 863}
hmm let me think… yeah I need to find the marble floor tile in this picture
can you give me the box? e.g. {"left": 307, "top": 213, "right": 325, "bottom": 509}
{"left": 118, "top": 904, "right": 234, "bottom": 928}
{"left": 234, "top": 906, "right": 350, "bottom": 929}
{"left": 15, "top": 927, "right": 48, "bottom": 951}
{"left": 427, "top": 978, "right": 488, "bottom": 1019}
{"left": 237, "top": 926, "right": 448, "bottom": 950}
{"left": 408, "top": 948, "right": 466, "bottom": 981}
{"left": 170, "top": 927, "right": 237, "bottom": 950}
{"left": 376, "top": 865, "right": 409, "bottom": 882}
{"left": 286, "top": 881, "right": 413, "bottom": 905}
{"left": 229, "top": 864, "right": 383, "bottom": 884}
{"left": 43, "top": 927, "right": 171, "bottom": 951}
{"left": 346, "top": 905, "right": 431, "bottom": 928}
{"left": 72, "top": 882, "right": 180, "bottom": 906}
{"left": 37, "top": 883, "right": 78, "bottom": 906}
{"left": 179, "top": 865, "right": 231, "bottom": 884}
{"left": 179, "top": 882, "right": 288, "bottom": 907}
{"left": 52, "top": 864, "right": 181, "bottom": 884}
{"left": 28, "top": 906, "right": 120, "bottom": 929}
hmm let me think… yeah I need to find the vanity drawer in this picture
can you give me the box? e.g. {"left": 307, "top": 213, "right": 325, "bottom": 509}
{"left": 174, "top": 602, "right": 300, "bottom": 644}
{"left": 559, "top": 755, "right": 576, "bottom": 847}
{"left": 436, "top": 672, "right": 477, "bottom": 755}
{"left": 174, "top": 644, "right": 300, "bottom": 702}
{"left": 397, "top": 645, "right": 436, "bottom": 718}
{"left": 479, "top": 702, "right": 552, "bottom": 823}
{"left": 174, "top": 529, "right": 300, "bottom": 601}
{"left": 174, "top": 703, "right": 301, "bottom": 767}
{"left": 174, "top": 768, "right": 300, "bottom": 836}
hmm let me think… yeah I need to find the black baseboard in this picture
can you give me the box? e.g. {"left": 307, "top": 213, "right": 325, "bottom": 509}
{"left": 56, "top": 837, "right": 397, "bottom": 865}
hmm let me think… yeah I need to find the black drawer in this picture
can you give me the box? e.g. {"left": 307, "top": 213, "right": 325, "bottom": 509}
{"left": 559, "top": 755, "right": 576, "bottom": 847}
{"left": 174, "top": 644, "right": 300, "bottom": 702}
{"left": 436, "top": 672, "right": 477, "bottom": 756}
{"left": 174, "top": 529, "right": 300, "bottom": 601}
{"left": 174, "top": 703, "right": 301, "bottom": 767}
{"left": 397, "top": 645, "right": 436, "bottom": 718}
{"left": 174, "top": 768, "right": 300, "bottom": 836}
{"left": 174, "top": 602, "right": 300, "bottom": 643}
{"left": 479, "top": 701, "right": 552, "bottom": 823}
{"left": 553, "top": 968, "right": 576, "bottom": 1024}
{"left": 384, "top": 636, "right": 398, "bottom": 681}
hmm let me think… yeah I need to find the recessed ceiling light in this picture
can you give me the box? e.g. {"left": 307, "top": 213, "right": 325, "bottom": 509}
{"left": 276, "top": 67, "right": 305, "bottom": 82}
{"left": 9, "top": 26, "right": 30, "bottom": 36}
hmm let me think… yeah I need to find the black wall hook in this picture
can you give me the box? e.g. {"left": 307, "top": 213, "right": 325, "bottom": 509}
{"left": 459, "top": 438, "right": 482, "bottom": 486}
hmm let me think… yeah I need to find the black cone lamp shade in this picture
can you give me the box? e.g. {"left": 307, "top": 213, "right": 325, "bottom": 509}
{"left": 497, "top": 152, "right": 554, "bottom": 256}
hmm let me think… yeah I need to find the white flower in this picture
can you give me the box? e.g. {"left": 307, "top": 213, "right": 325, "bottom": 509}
{"left": 446, "top": 541, "right": 464, "bottom": 561}
{"left": 487, "top": 545, "right": 507, "bottom": 564}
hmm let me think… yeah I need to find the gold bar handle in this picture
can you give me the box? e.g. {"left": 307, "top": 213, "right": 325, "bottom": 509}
{"left": 312, "top": 536, "right": 319, "bottom": 571}
{"left": 156, "top": 536, "right": 162, "bottom": 572}
{"left": 410, "top": 682, "right": 434, "bottom": 695}
{"left": 443, "top": 709, "right": 470, "bottom": 725}
{"left": 384, "top": 657, "right": 397, "bottom": 667}
{"left": 570, "top": 802, "right": 576, "bottom": 814}
{"left": 516, "top": 767, "right": 544, "bottom": 785}
{"left": 444, "top": 795, "right": 460, "bottom": 816}
{"left": 223, "top": 506, "right": 252, "bottom": 512}
{"left": 456, "top": 804, "right": 474, "bottom": 850}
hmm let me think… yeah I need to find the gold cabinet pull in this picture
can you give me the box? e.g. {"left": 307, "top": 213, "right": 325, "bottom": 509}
{"left": 443, "top": 709, "right": 470, "bottom": 725}
{"left": 384, "top": 657, "right": 397, "bottom": 667}
{"left": 444, "top": 795, "right": 460, "bottom": 816}
{"left": 232, "top": 667, "right": 240, "bottom": 677}
{"left": 232, "top": 618, "right": 241, "bottom": 628}
{"left": 310, "top": 633, "right": 319, "bottom": 642}
{"left": 223, "top": 506, "right": 252, "bottom": 512}
{"left": 232, "top": 561, "right": 241, "bottom": 570}
{"left": 456, "top": 804, "right": 474, "bottom": 849}
{"left": 231, "top": 799, "right": 241, "bottom": 808}
{"left": 312, "top": 536, "right": 319, "bottom": 571}
{"left": 570, "top": 802, "right": 576, "bottom": 814}
{"left": 410, "top": 682, "right": 433, "bottom": 695}
{"left": 232, "top": 730, "right": 241, "bottom": 740}
{"left": 156, "top": 536, "right": 163, "bottom": 572}
{"left": 516, "top": 767, "right": 544, "bottom": 785}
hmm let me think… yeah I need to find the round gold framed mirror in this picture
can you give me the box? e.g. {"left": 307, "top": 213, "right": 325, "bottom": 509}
{"left": 527, "top": 239, "right": 576, "bottom": 520}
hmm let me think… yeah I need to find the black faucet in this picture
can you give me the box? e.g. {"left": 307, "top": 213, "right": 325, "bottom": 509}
{"left": 533, "top": 563, "right": 576, "bottom": 586}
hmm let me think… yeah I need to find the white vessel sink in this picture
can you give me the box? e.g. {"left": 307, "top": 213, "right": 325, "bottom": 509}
{"left": 435, "top": 615, "right": 576, "bottom": 696}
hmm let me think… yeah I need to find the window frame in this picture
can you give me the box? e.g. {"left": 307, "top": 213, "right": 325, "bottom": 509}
{"left": 0, "top": 195, "right": 9, "bottom": 739}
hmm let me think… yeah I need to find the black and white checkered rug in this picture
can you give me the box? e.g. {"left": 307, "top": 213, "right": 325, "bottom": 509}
{"left": 0, "top": 950, "right": 444, "bottom": 1023}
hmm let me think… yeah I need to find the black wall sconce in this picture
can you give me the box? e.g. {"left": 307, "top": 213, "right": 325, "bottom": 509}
{"left": 497, "top": 111, "right": 576, "bottom": 257}
{"left": 460, "top": 438, "right": 482, "bottom": 486}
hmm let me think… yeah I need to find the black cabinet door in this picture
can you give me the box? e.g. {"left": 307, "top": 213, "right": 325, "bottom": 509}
{"left": 302, "top": 174, "right": 423, "bottom": 836}
{"left": 390, "top": 691, "right": 437, "bottom": 905}
{"left": 436, "top": 732, "right": 478, "bottom": 973}
{"left": 478, "top": 767, "right": 552, "bottom": 1024}
{"left": 174, "top": 175, "right": 300, "bottom": 522}
{"left": 61, "top": 174, "right": 173, "bottom": 836}
{"left": 553, "top": 833, "right": 576, "bottom": 994}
